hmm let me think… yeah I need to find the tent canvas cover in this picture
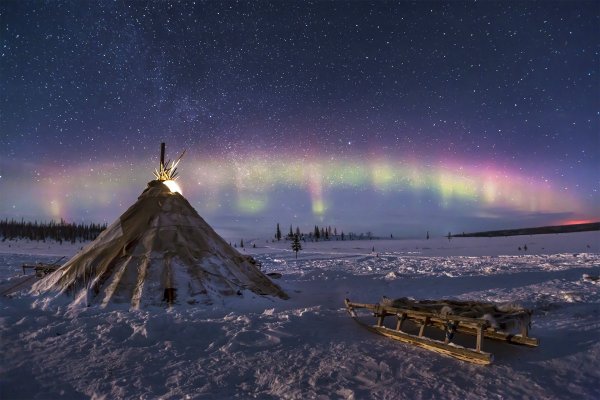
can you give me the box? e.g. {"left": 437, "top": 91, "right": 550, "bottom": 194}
{"left": 32, "top": 180, "right": 288, "bottom": 308}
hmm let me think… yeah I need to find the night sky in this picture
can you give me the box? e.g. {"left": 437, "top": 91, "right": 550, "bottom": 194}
{"left": 1, "top": 1, "right": 598, "bottom": 240}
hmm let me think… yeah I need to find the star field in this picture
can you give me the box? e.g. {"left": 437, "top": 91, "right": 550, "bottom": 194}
{"left": 1, "top": 1, "right": 598, "bottom": 239}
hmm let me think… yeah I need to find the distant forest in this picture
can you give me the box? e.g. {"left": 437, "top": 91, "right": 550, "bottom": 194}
{"left": 454, "top": 222, "right": 600, "bottom": 238}
{"left": 274, "top": 223, "right": 381, "bottom": 243}
{"left": 0, "top": 219, "right": 107, "bottom": 243}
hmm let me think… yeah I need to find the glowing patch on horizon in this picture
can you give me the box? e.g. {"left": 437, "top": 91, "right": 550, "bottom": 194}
{"left": 49, "top": 199, "right": 61, "bottom": 218}
{"left": 561, "top": 219, "right": 597, "bottom": 225}
{"left": 307, "top": 164, "right": 326, "bottom": 215}
{"left": 330, "top": 162, "right": 369, "bottom": 187}
{"left": 312, "top": 198, "right": 326, "bottom": 215}
{"left": 163, "top": 180, "right": 182, "bottom": 194}
{"left": 236, "top": 194, "right": 267, "bottom": 213}
{"left": 437, "top": 172, "right": 477, "bottom": 202}
{"left": 371, "top": 163, "right": 396, "bottom": 190}
{"left": 482, "top": 179, "right": 498, "bottom": 203}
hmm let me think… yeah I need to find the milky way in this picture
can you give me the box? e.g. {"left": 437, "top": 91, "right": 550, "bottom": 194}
{"left": 1, "top": 1, "right": 598, "bottom": 239}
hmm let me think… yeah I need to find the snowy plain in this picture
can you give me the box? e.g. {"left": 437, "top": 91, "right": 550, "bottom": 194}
{"left": 1, "top": 231, "right": 599, "bottom": 399}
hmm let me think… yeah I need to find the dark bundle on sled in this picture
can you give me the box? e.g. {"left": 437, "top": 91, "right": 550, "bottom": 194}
{"left": 382, "top": 297, "right": 531, "bottom": 333}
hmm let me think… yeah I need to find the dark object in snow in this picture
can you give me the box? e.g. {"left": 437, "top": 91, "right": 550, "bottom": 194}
{"left": 267, "top": 272, "right": 282, "bottom": 279}
{"left": 345, "top": 297, "right": 538, "bottom": 365}
{"left": 163, "top": 288, "right": 177, "bottom": 304}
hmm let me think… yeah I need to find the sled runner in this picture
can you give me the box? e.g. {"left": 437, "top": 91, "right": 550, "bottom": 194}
{"left": 345, "top": 297, "right": 539, "bottom": 365}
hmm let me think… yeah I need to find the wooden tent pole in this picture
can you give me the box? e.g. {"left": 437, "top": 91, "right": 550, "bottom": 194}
{"left": 160, "top": 142, "right": 165, "bottom": 167}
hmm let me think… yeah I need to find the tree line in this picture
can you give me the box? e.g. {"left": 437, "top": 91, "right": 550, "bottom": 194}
{"left": 0, "top": 218, "right": 107, "bottom": 243}
{"left": 275, "top": 223, "right": 377, "bottom": 242}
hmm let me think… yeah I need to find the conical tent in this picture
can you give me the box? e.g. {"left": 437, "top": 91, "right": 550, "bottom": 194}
{"left": 32, "top": 180, "right": 288, "bottom": 308}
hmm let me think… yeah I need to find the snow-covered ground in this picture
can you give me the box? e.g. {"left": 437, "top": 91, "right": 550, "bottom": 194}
{"left": 1, "top": 231, "right": 599, "bottom": 399}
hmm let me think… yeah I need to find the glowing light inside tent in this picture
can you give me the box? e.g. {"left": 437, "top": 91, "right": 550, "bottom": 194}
{"left": 163, "top": 180, "right": 182, "bottom": 194}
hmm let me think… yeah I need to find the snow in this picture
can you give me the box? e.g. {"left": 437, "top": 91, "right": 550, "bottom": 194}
{"left": 1, "top": 231, "right": 599, "bottom": 399}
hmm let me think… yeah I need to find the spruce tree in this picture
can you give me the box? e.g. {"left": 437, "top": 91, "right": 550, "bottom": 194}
{"left": 291, "top": 234, "right": 302, "bottom": 258}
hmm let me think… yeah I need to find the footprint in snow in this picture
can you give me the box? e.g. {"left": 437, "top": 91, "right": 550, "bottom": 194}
{"left": 225, "top": 329, "right": 282, "bottom": 351}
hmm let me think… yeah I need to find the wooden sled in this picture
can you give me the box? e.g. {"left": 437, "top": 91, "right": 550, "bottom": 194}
{"left": 21, "top": 263, "right": 60, "bottom": 277}
{"left": 21, "top": 256, "right": 65, "bottom": 278}
{"left": 345, "top": 298, "right": 539, "bottom": 365}
{"left": 1, "top": 257, "right": 65, "bottom": 297}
